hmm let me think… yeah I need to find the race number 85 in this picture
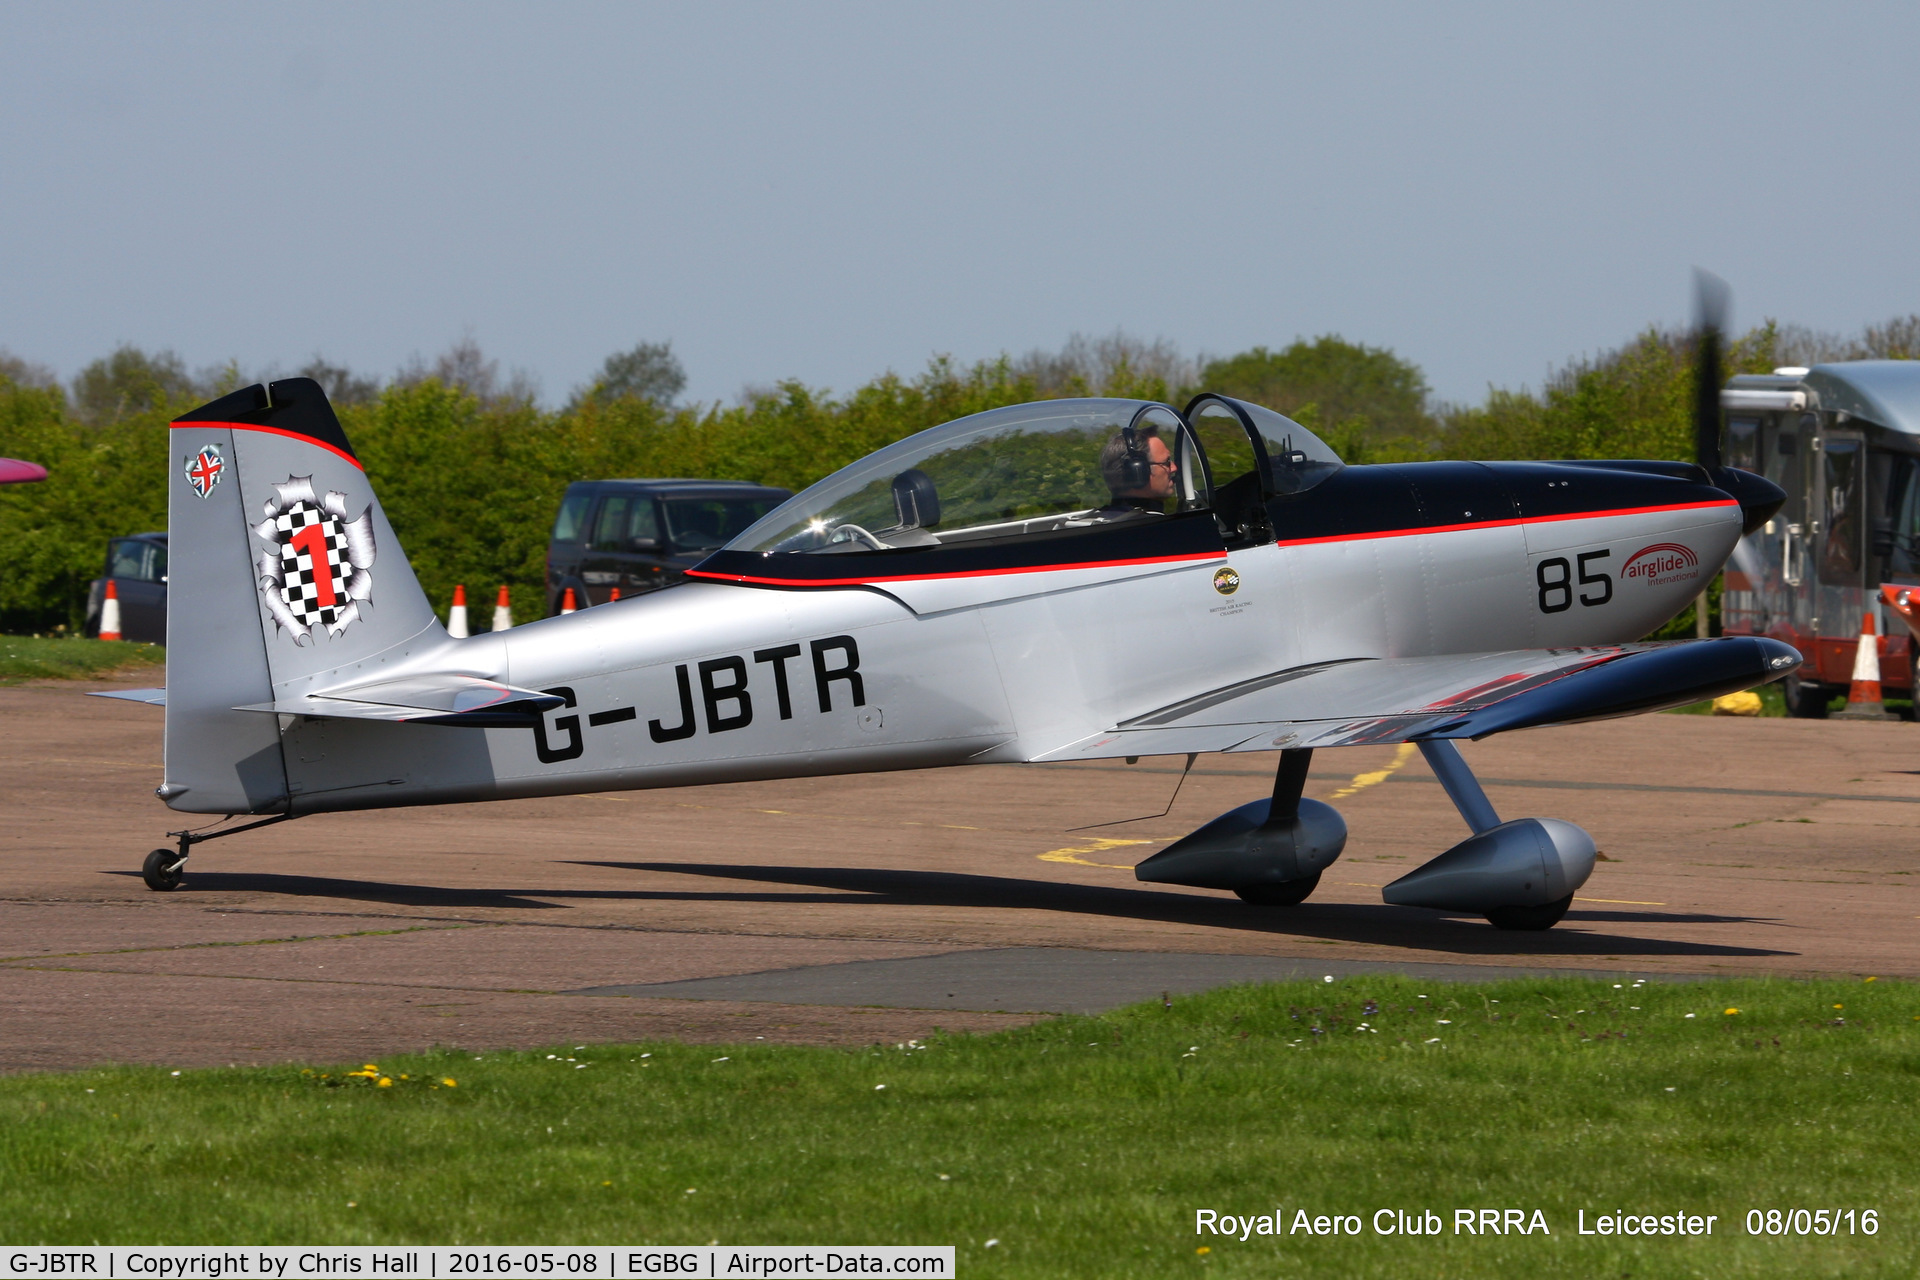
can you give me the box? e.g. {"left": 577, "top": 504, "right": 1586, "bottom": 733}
{"left": 1537, "top": 551, "right": 1612, "bottom": 613}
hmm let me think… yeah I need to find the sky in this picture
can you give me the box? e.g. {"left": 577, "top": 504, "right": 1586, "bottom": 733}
{"left": 4, "top": 2, "right": 1919, "bottom": 409}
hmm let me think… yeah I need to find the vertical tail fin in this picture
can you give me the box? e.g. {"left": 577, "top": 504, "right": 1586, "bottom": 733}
{"left": 164, "top": 378, "right": 441, "bottom": 813}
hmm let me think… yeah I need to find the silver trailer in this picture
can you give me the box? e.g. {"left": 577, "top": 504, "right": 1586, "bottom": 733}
{"left": 1720, "top": 361, "right": 1920, "bottom": 714}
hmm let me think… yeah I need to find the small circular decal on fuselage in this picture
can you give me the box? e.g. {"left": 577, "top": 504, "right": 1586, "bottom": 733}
{"left": 1213, "top": 567, "right": 1241, "bottom": 595}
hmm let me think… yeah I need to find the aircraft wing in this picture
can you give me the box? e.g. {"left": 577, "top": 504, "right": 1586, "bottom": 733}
{"left": 230, "top": 674, "right": 565, "bottom": 727}
{"left": 1035, "top": 636, "right": 1800, "bottom": 760}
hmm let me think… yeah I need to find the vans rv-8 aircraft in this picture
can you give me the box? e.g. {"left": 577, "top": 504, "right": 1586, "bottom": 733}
{"left": 104, "top": 304, "right": 1795, "bottom": 931}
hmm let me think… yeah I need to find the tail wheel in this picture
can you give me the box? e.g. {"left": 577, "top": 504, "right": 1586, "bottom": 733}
{"left": 1485, "top": 894, "right": 1572, "bottom": 931}
{"left": 142, "top": 848, "right": 184, "bottom": 892}
{"left": 1784, "top": 675, "right": 1830, "bottom": 719}
{"left": 1234, "top": 871, "right": 1321, "bottom": 906}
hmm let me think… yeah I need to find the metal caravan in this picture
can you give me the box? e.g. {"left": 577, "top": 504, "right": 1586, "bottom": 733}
{"left": 1719, "top": 361, "right": 1920, "bottom": 715}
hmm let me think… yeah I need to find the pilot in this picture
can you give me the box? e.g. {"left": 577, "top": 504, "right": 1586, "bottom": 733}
{"left": 1098, "top": 423, "right": 1177, "bottom": 517}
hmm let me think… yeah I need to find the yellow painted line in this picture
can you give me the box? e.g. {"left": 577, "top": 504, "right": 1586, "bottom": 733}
{"left": 1038, "top": 837, "right": 1158, "bottom": 870}
{"left": 1575, "top": 896, "right": 1667, "bottom": 905}
{"left": 1339, "top": 881, "right": 1383, "bottom": 889}
{"left": 1037, "top": 747, "right": 1421, "bottom": 873}
{"left": 1327, "top": 742, "right": 1417, "bottom": 799}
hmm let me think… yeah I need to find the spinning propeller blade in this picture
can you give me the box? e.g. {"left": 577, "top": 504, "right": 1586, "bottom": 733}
{"left": 1693, "top": 268, "right": 1730, "bottom": 472}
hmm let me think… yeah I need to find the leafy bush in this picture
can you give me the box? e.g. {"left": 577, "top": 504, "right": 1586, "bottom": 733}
{"left": 0, "top": 319, "right": 1901, "bottom": 630}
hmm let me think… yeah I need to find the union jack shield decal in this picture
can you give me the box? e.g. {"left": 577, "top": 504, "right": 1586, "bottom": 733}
{"left": 184, "top": 445, "right": 225, "bottom": 498}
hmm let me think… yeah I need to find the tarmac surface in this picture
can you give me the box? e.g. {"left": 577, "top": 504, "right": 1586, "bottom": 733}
{"left": 4, "top": 678, "right": 1917, "bottom": 1072}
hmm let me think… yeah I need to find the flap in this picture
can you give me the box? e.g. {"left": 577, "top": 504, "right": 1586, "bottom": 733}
{"left": 1036, "top": 637, "right": 1800, "bottom": 760}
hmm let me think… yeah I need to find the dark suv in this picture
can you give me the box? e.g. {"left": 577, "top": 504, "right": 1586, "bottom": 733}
{"left": 83, "top": 532, "right": 169, "bottom": 643}
{"left": 545, "top": 479, "right": 791, "bottom": 614}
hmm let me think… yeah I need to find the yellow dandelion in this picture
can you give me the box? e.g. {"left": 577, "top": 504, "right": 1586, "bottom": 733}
{"left": 1196, "top": 1246, "right": 1211, "bottom": 1255}
{"left": 400, "top": 1074, "right": 410, "bottom": 1080}
{"left": 377, "top": 1077, "right": 393, "bottom": 1088}
{"left": 363, "top": 1064, "right": 379, "bottom": 1072}
{"left": 442, "top": 1078, "right": 457, "bottom": 1088}
{"left": 1865, "top": 976, "right": 1878, "bottom": 983}
{"left": 1833, "top": 1004, "right": 1844, "bottom": 1010}
{"left": 1723, "top": 1008, "right": 1740, "bottom": 1016}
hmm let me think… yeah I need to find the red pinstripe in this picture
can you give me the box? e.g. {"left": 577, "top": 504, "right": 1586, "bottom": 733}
{"left": 693, "top": 498, "right": 1739, "bottom": 588}
{"left": 169, "top": 420, "right": 362, "bottom": 471}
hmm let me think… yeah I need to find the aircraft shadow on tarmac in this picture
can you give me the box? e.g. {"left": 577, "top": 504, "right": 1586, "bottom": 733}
{"left": 569, "top": 861, "right": 1795, "bottom": 959}
{"left": 105, "top": 870, "right": 570, "bottom": 911}
{"left": 106, "top": 864, "right": 1794, "bottom": 958}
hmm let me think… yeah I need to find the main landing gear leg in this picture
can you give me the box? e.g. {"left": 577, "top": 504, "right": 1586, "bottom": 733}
{"left": 1133, "top": 747, "right": 1348, "bottom": 904}
{"left": 142, "top": 813, "right": 296, "bottom": 892}
{"left": 1237, "top": 750, "right": 1321, "bottom": 905}
{"left": 1379, "top": 740, "right": 1594, "bottom": 931}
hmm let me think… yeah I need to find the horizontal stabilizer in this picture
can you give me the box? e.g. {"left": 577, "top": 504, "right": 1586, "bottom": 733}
{"left": 233, "top": 674, "right": 563, "bottom": 728}
{"left": 1038, "top": 637, "right": 1800, "bottom": 760}
{"left": 89, "top": 687, "right": 167, "bottom": 706}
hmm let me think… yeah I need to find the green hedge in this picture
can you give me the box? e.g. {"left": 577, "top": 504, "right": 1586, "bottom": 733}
{"left": 0, "top": 326, "right": 1795, "bottom": 631}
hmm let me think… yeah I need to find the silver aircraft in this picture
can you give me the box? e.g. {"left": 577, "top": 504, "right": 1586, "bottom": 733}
{"left": 106, "top": 351, "right": 1794, "bottom": 931}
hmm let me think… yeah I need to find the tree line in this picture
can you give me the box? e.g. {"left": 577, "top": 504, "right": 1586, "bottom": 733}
{"left": 1, "top": 318, "right": 1916, "bottom": 633}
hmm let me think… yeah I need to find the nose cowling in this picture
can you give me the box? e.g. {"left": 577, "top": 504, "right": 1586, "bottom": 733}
{"left": 1707, "top": 466, "right": 1787, "bottom": 536}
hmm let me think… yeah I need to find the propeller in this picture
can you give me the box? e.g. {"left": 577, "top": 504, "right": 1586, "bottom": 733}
{"left": 1689, "top": 271, "right": 1786, "bottom": 535}
{"left": 1693, "top": 268, "right": 1730, "bottom": 473}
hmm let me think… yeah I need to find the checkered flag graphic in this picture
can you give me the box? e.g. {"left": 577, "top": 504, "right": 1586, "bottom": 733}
{"left": 253, "top": 475, "right": 377, "bottom": 645}
{"left": 275, "top": 504, "right": 352, "bottom": 629}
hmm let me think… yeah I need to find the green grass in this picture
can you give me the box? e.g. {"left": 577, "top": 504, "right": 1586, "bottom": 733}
{"left": 1667, "top": 682, "right": 1914, "bottom": 718}
{"left": 3, "top": 977, "right": 1915, "bottom": 1276}
{"left": 0, "top": 634, "right": 163, "bottom": 683}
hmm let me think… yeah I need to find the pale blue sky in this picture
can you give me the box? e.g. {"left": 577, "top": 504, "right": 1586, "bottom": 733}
{"left": 4, "top": 2, "right": 1917, "bottom": 408}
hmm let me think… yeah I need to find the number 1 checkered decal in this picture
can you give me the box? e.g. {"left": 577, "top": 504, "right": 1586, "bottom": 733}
{"left": 252, "top": 475, "right": 377, "bottom": 644}
{"left": 276, "top": 504, "right": 353, "bottom": 628}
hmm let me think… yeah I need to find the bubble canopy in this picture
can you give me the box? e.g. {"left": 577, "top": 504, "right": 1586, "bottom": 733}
{"left": 721, "top": 397, "right": 1341, "bottom": 561}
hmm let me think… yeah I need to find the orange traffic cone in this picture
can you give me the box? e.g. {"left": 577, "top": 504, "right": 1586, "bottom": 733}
{"left": 1836, "top": 610, "right": 1896, "bottom": 720}
{"left": 491, "top": 585, "right": 514, "bottom": 632}
{"left": 560, "top": 587, "right": 578, "bottom": 615}
{"left": 447, "top": 584, "right": 469, "bottom": 638}
{"left": 99, "top": 580, "right": 122, "bottom": 641}
{"left": 609, "top": 586, "right": 621, "bottom": 602}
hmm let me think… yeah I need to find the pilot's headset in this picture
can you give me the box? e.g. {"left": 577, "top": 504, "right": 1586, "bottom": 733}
{"left": 1116, "top": 425, "right": 1153, "bottom": 490}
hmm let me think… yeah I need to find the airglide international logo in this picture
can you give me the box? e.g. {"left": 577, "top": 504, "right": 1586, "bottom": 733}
{"left": 1622, "top": 543, "right": 1699, "bottom": 588}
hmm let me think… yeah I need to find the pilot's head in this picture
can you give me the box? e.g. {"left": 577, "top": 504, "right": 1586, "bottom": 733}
{"left": 1100, "top": 424, "right": 1176, "bottom": 501}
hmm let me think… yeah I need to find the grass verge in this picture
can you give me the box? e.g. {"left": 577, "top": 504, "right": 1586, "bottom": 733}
{"left": 2, "top": 976, "right": 1915, "bottom": 1277}
{"left": 0, "top": 634, "right": 163, "bottom": 683}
